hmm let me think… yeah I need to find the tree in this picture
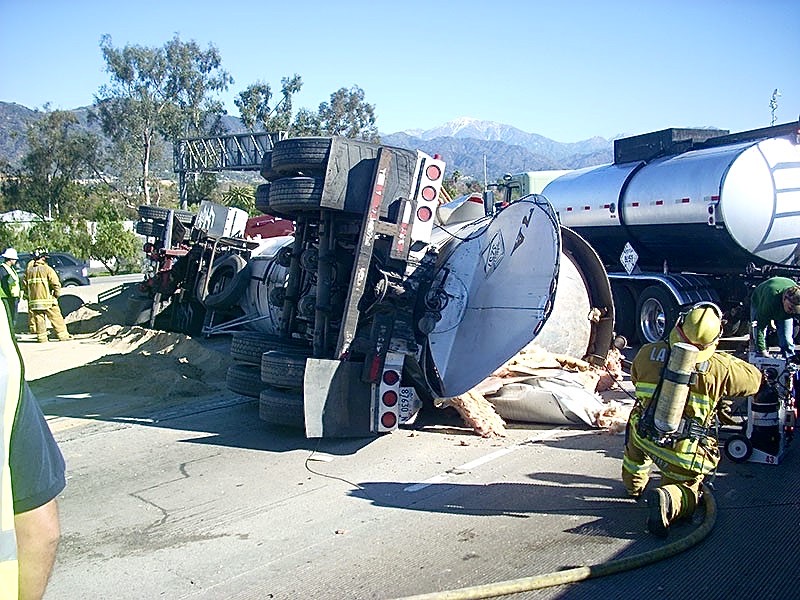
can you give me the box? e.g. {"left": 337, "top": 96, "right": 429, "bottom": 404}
{"left": 292, "top": 86, "right": 379, "bottom": 141}
{"left": 1, "top": 109, "right": 103, "bottom": 220}
{"left": 26, "top": 218, "right": 93, "bottom": 258}
{"left": 221, "top": 185, "right": 256, "bottom": 215}
{"left": 235, "top": 75, "right": 303, "bottom": 133}
{"left": 186, "top": 172, "right": 219, "bottom": 206}
{"left": 90, "top": 204, "right": 140, "bottom": 275}
{"left": 0, "top": 223, "right": 26, "bottom": 253}
{"left": 94, "top": 34, "right": 233, "bottom": 206}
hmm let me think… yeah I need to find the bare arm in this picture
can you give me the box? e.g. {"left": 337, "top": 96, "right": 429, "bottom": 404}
{"left": 14, "top": 498, "right": 60, "bottom": 600}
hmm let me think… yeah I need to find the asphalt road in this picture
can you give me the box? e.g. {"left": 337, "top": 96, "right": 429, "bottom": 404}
{"left": 33, "top": 351, "right": 800, "bottom": 600}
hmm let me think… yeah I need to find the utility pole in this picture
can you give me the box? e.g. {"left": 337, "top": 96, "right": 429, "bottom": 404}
{"left": 770, "top": 88, "right": 781, "bottom": 125}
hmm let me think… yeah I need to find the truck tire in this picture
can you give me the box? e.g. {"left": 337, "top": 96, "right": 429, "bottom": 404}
{"left": 170, "top": 300, "right": 206, "bottom": 336}
{"left": 270, "top": 137, "right": 332, "bottom": 176}
{"left": 255, "top": 183, "right": 271, "bottom": 213}
{"left": 226, "top": 363, "right": 266, "bottom": 398}
{"left": 253, "top": 182, "right": 294, "bottom": 221}
{"left": 203, "top": 255, "right": 250, "bottom": 309}
{"left": 135, "top": 221, "right": 165, "bottom": 237}
{"left": 611, "top": 282, "right": 636, "bottom": 341}
{"left": 259, "top": 386, "right": 305, "bottom": 429}
{"left": 636, "top": 285, "right": 678, "bottom": 344}
{"left": 268, "top": 177, "right": 324, "bottom": 214}
{"left": 260, "top": 350, "right": 309, "bottom": 388}
{"left": 138, "top": 205, "right": 195, "bottom": 225}
{"left": 260, "top": 151, "right": 277, "bottom": 181}
{"left": 230, "top": 332, "right": 310, "bottom": 364}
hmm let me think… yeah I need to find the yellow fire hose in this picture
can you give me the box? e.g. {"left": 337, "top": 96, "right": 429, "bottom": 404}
{"left": 396, "top": 485, "right": 716, "bottom": 600}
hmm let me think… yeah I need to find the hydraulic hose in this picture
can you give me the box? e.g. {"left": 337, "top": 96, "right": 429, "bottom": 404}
{"left": 395, "top": 485, "right": 717, "bottom": 600}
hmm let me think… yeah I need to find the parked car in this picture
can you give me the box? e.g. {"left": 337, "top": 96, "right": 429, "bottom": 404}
{"left": 16, "top": 252, "right": 91, "bottom": 287}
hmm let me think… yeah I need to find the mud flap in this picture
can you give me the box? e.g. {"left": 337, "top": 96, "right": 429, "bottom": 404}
{"left": 304, "top": 358, "right": 373, "bottom": 438}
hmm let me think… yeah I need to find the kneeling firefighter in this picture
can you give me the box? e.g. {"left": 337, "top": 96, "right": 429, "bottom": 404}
{"left": 621, "top": 302, "right": 762, "bottom": 537}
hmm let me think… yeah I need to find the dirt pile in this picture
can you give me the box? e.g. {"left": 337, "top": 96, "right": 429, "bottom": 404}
{"left": 32, "top": 325, "right": 232, "bottom": 405}
{"left": 63, "top": 283, "right": 144, "bottom": 334}
{"left": 90, "top": 325, "right": 230, "bottom": 397}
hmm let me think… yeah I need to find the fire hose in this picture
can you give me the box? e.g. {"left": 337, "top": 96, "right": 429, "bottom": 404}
{"left": 395, "top": 484, "right": 716, "bottom": 600}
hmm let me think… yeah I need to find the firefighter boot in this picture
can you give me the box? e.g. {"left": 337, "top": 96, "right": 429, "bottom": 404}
{"left": 646, "top": 488, "right": 673, "bottom": 538}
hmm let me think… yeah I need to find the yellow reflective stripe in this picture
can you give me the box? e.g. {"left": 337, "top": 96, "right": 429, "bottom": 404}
{"left": 629, "top": 413, "right": 716, "bottom": 474}
{"left": 636, "top": 382, "right": 657, "bottom": 394}
{"left": 622, "top": 454, "right": 650, "bottom": 475}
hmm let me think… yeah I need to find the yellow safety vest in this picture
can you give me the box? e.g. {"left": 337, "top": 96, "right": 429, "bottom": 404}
{"left": 0, "top": 302, "right": 22, "bottom": 598}
{"left": 0, "top": 264, "right": 19, "bottom": 299}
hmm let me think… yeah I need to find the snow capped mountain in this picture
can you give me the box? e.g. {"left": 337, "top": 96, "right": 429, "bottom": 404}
{"left": 412, "top": 117, "right": 531, "bottom": 143}
{"left": 382, "top": 117, "right": 613, "bottom": 179}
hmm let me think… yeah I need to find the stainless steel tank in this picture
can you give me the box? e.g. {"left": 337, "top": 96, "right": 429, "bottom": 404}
{"left": 543, "top": 134, "right": 800, "bottom": 272}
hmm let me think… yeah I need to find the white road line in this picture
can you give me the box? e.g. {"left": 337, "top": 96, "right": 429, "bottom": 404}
{"left": 403, "top": 426, "right": 567, "bottom": 492}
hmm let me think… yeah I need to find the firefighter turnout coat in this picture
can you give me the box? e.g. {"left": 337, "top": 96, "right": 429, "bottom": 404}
{"left": 24, "top": 260, "right": 60, "bottom": 311}
{"left": 625, "top": 340, "right": 762, "bottom": 476}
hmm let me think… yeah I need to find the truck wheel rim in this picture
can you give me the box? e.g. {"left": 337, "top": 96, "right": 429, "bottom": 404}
{"left": 640, "top": 298, "right": 666, "bottom": 341}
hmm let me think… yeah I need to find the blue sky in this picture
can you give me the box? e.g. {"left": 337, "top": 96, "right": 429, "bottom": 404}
{"left": 0, "top": 0, "right": 797, "bottom": 142}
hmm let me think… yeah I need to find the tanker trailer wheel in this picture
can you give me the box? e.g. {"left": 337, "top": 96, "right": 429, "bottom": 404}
{"left": 259, "top": 386, "right": 305, "bottom": 429}
{"left": 260, "top": 151, "right": 276, "bottom": 181}
{"left": 269, "top": 137, "right": 332, "bottom": 176}
{"left": 725, "top": 434, "right": 753, "bottom": 463}
{"left": 611, "top": 282, "right": 636, "bottom": 342}
{"left": 226, "top": 363, "right": 269, "bottom": 398}
{"left": 254, "top": 182, "right": 295, "bottom": 221}
{"left": 255, "top": 183, "right": 271, "bottom": 213}
{"left": 261, "top": 350, "right": 310, "bottom": 389}
{"left": 230, "top": 332, "right": 310, "bottom": 364}
{"left": 636, "top": 285, "right": 678, "bottom": 344}
{"left": 268, "top": 177, "right": 324, "bottom": 215}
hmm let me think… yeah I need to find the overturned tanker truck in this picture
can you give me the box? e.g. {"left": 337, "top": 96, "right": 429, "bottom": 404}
{"left": 137, "top": 135, "right": 614, "bottom": 438}
{"left": 518, "top": 120, "right": 800, "bottom": 345}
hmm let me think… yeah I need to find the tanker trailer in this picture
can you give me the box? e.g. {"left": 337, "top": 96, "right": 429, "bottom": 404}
{"left": 226, "top": 135, "right": 614, "bottom": 437}
{"left": 538, "top": 120, "right": 800, "bottom": 344}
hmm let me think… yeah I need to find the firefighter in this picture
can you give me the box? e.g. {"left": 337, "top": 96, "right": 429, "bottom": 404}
{"left": 0, "top": 248, "right": 21, "bottom": 327}
{"left": 24, "top": 248, "right": 71, "bottom": 343}
{"left": 621, "top": 302, "right": 762, "bottom": 537}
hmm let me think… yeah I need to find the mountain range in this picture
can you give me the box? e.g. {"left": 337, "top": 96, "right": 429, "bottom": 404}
{"left": 0, "top": 102, "right": 614, "bottom": 181}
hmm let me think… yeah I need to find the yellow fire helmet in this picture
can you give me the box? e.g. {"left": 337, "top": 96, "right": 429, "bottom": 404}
{"left": 668, "top": 302, "right": 723, "bottom": 362}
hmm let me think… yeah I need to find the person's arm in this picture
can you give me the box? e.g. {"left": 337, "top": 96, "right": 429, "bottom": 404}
{"left": 14, "top": 498, "right": 60, "bottom": 600}
{"left": 723, "top": 355, "right": 763, "bottom": 398}
{"left": 0, "top": 268, "right": 9, "bottom": 296}
{"left": 754, "top": 319, "right": 768, "bottom": 352}
{"left": 47, "top": 268, "right": 61, "bottom": 299}
{"left": 10, "top": 384, "right": 66, "bottom": 600}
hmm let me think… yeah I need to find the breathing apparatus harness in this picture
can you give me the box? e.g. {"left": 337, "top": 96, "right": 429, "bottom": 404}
{"left": 637, "top": 302, "right": 723, "bottom": 449}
